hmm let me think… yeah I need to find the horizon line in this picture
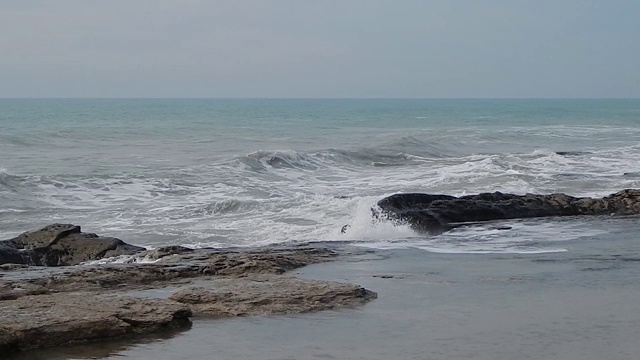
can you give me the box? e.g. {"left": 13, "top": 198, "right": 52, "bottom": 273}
{"left": 1, "top": 97, "right": 639, "bottom": 100}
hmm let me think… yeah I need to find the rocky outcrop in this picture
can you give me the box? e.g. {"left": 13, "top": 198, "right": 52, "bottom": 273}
{"left": 0, "top": 224, "right": 145, "bottom": 266}
{"left": 0, "top": 227, "right": 377, "bottom": 355}
{"left": 376, "top": 189, "right": 640, "bottom": 233}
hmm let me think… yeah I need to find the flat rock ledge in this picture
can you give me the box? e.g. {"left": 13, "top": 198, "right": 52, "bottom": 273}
{"left": 0, "top": 293, "right": 192, "bottom": 353}
{"left": 376, "top": 189, "right": 640, "bottom": 233}
{"left": 0, "top": 225, "right": 376, "bottom": 354}
{"left": 170, "top": 276, "right": 377, "bottom": 317}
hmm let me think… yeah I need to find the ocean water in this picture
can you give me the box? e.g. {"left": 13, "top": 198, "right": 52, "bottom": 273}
{"left": 1, "top": 99, "right": 640, "bottom": 254}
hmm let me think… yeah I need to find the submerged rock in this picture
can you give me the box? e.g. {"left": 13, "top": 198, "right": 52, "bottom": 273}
{"left": 0, "top": 224, "right": 145, "bottom": 266}
{"left": 377, "top": 189, "right": 640, "bottom": 234}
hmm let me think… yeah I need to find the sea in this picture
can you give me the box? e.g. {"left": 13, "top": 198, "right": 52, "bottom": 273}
{"left": 1, "top": 98, "right": 639, "bottom": 253}
{"left": 4, "top": 99, "right": 640, "bottom": 360}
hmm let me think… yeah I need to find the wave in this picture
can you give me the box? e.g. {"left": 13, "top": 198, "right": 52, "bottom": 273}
{"left": 199, "top": 199, "right": 259, "bottom": 215}
{"left": 235, "top": 147, "right": 445, "bottom": 173}
{"left": 2, "top": 142, "right": 639, "bottom": 251}
{"left": 239, "top": 150, "right": 320, "bottom": 171}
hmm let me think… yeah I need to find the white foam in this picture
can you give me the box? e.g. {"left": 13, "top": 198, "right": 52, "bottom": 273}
{"left": 80, "top": 254, "right": 161, "bottom": 265}
{"left": 0, "top": 208, "right": 28, "bottom": 213}
{"left": 3, "top": 126, "right": 638, "bottom": 251}
{"left": 349, "top": 218, "right": 608, "bottom": 254}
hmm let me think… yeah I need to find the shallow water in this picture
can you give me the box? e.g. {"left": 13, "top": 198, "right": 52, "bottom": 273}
{"left": 12, "top": 217, "right": 640, "bottom": 360}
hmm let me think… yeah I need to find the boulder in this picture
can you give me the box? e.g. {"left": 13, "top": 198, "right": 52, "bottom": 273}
{"left": 376, "top": 189, "right": 640, "bottom": 234}
{"left": 0, "top": 224, "right": 145, "bottom": 266}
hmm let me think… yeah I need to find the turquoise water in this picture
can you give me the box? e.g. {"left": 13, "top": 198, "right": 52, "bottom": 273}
{"left": 1, "top": 99, "right": 639, "bottom": 252}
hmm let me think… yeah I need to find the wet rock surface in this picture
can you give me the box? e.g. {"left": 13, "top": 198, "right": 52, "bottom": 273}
{"left": 169, "top": 276, "right": 376, "bottom": 317}
{"left": 0, "top": 225, "right": 377, "bottom": 354}
{"left": 0, "top": 224, "right": 145, "bottom": 266}
{"left": 0, "top": 294, "right": 192, "bottom": 353}
{"left": 377, "top": 189, "right": 640, "bottom": 233}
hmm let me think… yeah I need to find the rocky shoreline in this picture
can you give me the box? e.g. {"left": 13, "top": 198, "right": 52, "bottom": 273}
{"left": 4, "top": 189, "right": 640, "bottom": 354}
{"left": 0, "top": 225, "right": 376, "bottom": 354}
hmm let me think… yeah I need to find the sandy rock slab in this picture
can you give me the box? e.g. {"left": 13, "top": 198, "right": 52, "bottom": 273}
{"left": 0, "top": 293, "right": 191, "bottom": 353}
{"left": 170, "top": 275, "right": 377, "bottom": 317}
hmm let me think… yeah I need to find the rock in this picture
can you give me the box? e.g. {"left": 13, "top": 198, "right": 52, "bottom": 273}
{"left": 0, "top": 230, "right": 376, "bottom": 355}
{"left": 0, "top": 241, "right": 29, "bottom": 265}
{"left": 169, "top": 275, "right": 377, "bottom": 317}
{"left": 0, "top": 293, "right": 191, "bottom": 353}
{"left": 376, "top": 189, "right": 640, "bottom": 234}
{"left": 492, "top": 226, "right": 513, "bottom": 230}
{"left": 0, "top": 224, "right": 145, "bottom": 266}
{"left": 555, "top": 151, "right": 591, "bottom": 156}
{"left": 4, "top": 248, "right": 337, "bottom": 294}
{"left": 373, "top": 274, "right": 406, "bottom": 279}
{"left": 0, "top": 263, "right": 28, "bottom": 271}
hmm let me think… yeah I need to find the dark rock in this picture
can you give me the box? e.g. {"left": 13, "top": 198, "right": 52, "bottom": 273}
{"left": 492, "top": 226, "right": 513, "bottom": 230}
{"left": 373, "top": 274, "right": 406, "bottom": 279}
{"left": 0, "top": 241, "right": 29, "bottom": 265}
{"left": 0, "top": 224, "right": 145, "bottom": 266}
{"left": 555, "top": 151, "right": 591, "bottom": 156}
{"left": 377, "top": 189, "right": 640, "bottom": 234}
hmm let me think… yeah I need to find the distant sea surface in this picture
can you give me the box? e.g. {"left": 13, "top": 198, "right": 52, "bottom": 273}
{"left": 1, "top": 99, "right": 639, "bottom": 254}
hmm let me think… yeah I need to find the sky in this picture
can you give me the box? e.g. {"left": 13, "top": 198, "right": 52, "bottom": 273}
{"left": 0, "top": 0, "right": 638, "bottom": 98}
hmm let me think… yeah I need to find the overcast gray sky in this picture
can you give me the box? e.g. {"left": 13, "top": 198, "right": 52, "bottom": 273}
{"left": 1, "top": 0, "right": 638, "bottom": 98}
